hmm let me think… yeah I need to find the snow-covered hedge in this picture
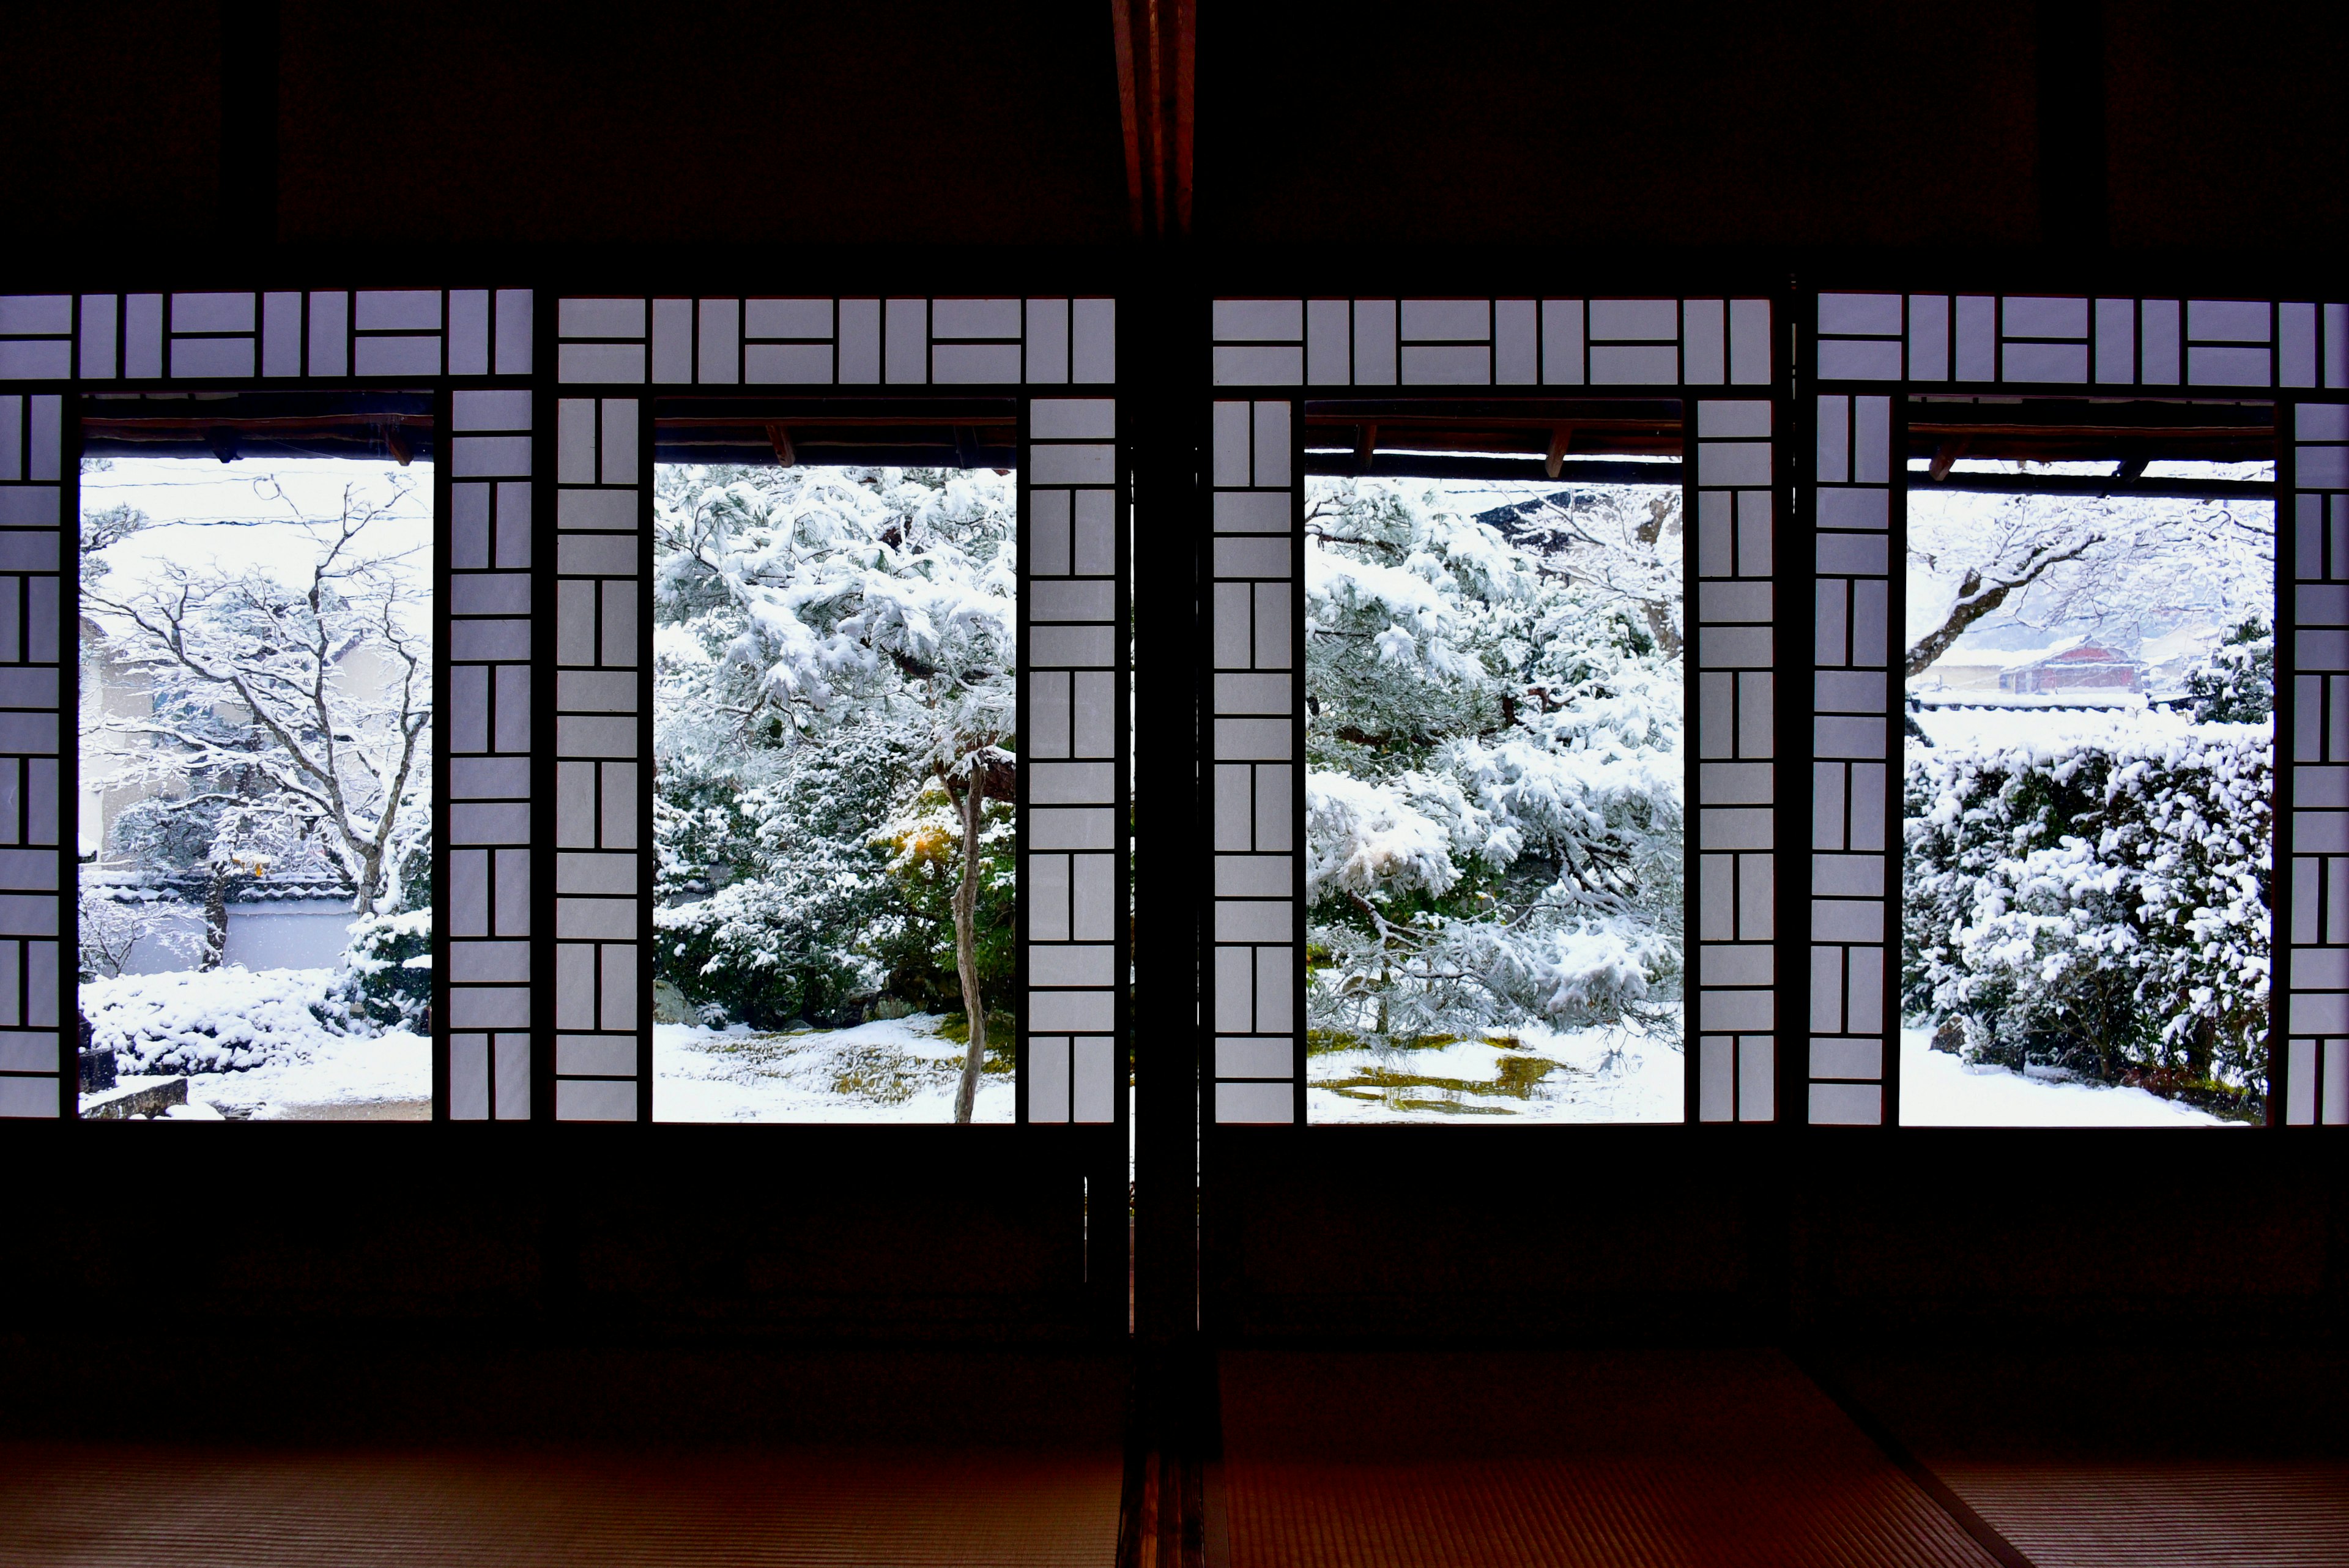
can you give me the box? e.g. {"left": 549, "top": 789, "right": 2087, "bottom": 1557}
{"left": 83, "top": 967, "right": 345, "bottom": 1075}
{"left": 1902, "top": 723, "right": 2271, "bottom": 1110}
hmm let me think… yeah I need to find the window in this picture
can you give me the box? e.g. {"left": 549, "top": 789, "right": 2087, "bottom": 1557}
{"left": 1297, "top": 400, "right": 1688, "bottom": 1121}
{"left": 649, "top": 401, "right": 1020, "bottom": 1122}
{"left": 75, "top": 393, "right": 437, "bottom": 1120}
{"left": 1898, "top": 396, "right": 2274, "bottom": 1125}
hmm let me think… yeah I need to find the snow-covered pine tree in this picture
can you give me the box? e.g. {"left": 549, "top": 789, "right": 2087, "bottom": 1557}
{"left": 651, "top": 464, "right": 1017, "bottom": 1123}
{"left": 1302, "top": 479, "right": 1684, "bottom": 1054}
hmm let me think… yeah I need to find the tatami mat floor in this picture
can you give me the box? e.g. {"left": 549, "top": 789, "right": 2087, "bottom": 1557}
{"left": 1214, "top": 1350, "right": 2002, "bottom": 1567}
{"left": 0, "top": 1443, "right": 1123, "bottom": 1568}
{"left": 1829, "top": 1350, "right": 2349, "bottom": 1568}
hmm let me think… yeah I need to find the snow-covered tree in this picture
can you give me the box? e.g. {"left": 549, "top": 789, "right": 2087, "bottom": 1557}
{"left": 1486, "top": 484, "right": 1684, "bottom": 656}
{"left": 1900, "top": 463, "right": 2277, "bottom": 1120}
{"left": 1906, "top": 475, "right": 2273, "bottom": 677}
{"left": 81, "top": 475, "right": 433, "bottom": 1020}
{"left": 652, "top": 464, "right": 1017, "bottom": 1123}
{"left": 1302, "top": 480, "right": 1683, "bottom": 1052}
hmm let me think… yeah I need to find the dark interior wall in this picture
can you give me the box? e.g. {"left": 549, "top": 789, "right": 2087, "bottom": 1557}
{"left": 1197, "top": 2, "right": 2044, "bottom": 250}
{"left": 1206, "top": 1132, "right": 2343, "bottom": 1345}
{"left": 2, "top": 4, "right": 223, "bottom": 243}
{"left": 274, "top": 1, "right": 1132, "bottom": 245}
{"left": 0, "top": 1128, "right": 1124, "bottom": 1341}
{"left": 7, "top": 4, "right": 2344, "bottom": 254}
{"left": 2106, "top": 1, "right": 2349, "bottom": 255}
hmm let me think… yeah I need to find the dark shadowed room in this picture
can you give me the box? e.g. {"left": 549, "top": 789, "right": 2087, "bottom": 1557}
{"left": 0, "top": 4, "right": 2343, "bottom": 1564}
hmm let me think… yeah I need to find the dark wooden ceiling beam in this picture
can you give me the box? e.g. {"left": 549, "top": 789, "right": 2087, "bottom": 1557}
{"left": 1111, "top": 0, "right": 1194, "bottom": 236}
{"left": 1111, "top": 0, "right": 1143, "bottom": 234}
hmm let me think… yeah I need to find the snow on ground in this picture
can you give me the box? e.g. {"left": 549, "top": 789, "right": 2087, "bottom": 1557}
{"left": 1307, "top": 1020, "right": 1683, "bottom": 1123}
{"left": 1898, "top": 1028, "right": 2240, "bottom": 1127}
{"left": 81, "top": 965, "right": 428, "bottom": 1120}
{"left": 189, "top": 1029, "right": 428, "bottom": 1119}
{"left": 654, "top": 1014, "right": 1015, "bottom": 1123}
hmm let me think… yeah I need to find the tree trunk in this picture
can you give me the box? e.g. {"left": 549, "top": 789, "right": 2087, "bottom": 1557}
{"left": 948, "top": 770, "right": 989, "bottom": 1125}
{"left": 1634, "top": 496, "right": 1683, "bottom": 658}
{"left": 201, "top": 868, "right": 231, "bottom": 971}
{"left": 1904, "top": 536, "right": 2099, "bottom": 677}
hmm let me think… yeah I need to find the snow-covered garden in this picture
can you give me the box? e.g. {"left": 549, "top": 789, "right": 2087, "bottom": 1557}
{"left": 77, "top": 457, "right": 434, "bottom": 1120}
{"left": 1301, "top": 477, "right": 1686, "bottom": 1121}
{"left": 651, "top": 464, "right": 1017, "bottom": 1121}
{"left": 1900, "top": 459, "right": 2273, "bottom": 1126}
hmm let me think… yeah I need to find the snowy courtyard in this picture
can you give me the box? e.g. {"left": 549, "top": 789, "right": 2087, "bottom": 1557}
{"left": 1900, "top": 455, "right": 2273, "bottom": 1125}
{"left": 651, "top": 464, "right": 1021, "bottom": 1123}
{"left": 78, "top": 453, "right": 436, "bottom": 1120}
{"left": 1307, "top": 1022, "right": 1683, "bottom": 1123}
{"left": 1899, "top": 1028, "right": 2238, "bottom": 1126}
{"left": 1301, "top": 474, "right": 1687, "bottom": 1122}
{"left": 81, "top": 967, "right": 429, "bottom": 1120}
{"left": 653, "top": 1016, "right": 1014, "bottom": 1123}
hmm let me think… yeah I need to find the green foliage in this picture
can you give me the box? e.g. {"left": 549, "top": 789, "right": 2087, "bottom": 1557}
{"left": 653, "top": 720, "right": 917, "bottom": 1028}
{"left": 872, "top": 784, "right": 1017, "bottom": 1011}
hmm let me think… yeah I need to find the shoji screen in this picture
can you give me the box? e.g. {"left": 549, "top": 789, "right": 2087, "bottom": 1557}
{"left": 551, "top": 295, "right": 1125, "bottom": 1122}
{"left": 0, "top": 287, "right": 537, "bottom": 1119}
{"left": 1810, "top": 291, "right": 2346, "bottom": 1125}
{"left": 1204, "top": 295, "right": 1781, "bottom": 1124}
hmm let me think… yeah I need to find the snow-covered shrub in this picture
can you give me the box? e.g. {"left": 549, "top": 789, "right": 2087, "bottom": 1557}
{"left": 83, "top": 967, "right": 344, "bottom": 1075}
{"left": 658, "top": 876, "right": 887, "bottom": 1027}
{"left": 337, "top": 907, "right": 432, "bottom": 1030}
{"left": 1302, "top": 480, "right": 1683, "bottom": 1049}
{"left": 1902, "top": 724, "right": 2271, "bottom": 1113}
{"left": 2181, "top": 617, "right": 2273, "bottom": 724}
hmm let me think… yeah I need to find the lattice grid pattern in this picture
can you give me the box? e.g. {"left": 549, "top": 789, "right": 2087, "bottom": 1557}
{"left": 1813, "top": 291, "right": 2349, "bottom": 1125}
{"left": 1025, "top": 399, "right": 1123, "bottom": 1123}
{"left": 551, "top": 302, "right": 650, "bottom": 1119}
{"left": 2289, "top": 399, "right": 2349, "bottom": 1126}
{"left": 562, "top": 296, "right": 1120, "bottom": 389}
{"left": 555, "top": 295, "right": 1122, "bottom": 1121}
{"left": 1209, "top": 297, "right": 1771, "bottom": 390}
{"left": 1207, "top": 398, "right": 1299, "bottom": 1124}
{"left": 1691, "top": 400, "right": 1780, "bottom": 1122}
{"left": 447, "top": 384, "right": 538, "bottom": 1120}
{"left": 0, "top": 387, "right": 63, "bottom": 1117}
{"left": 1207, "top": 297, "right": 1776, "bottom": 1124}
{"left": 1808, "top": 390, "right": 1894, "bottom": 1126}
